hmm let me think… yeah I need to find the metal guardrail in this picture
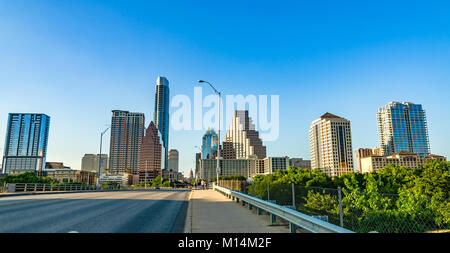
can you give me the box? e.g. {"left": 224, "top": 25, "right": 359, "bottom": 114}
{"left": 6, "top": 183, "right": 190, "bottom": 193}
{"left": 7, "top": 183, "right": 99, "bottom": 192}
{"left": 214, "top": 184, "right": 354, "bottom": 233}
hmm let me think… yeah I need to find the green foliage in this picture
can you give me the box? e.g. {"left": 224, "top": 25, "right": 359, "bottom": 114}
{"left": 246, "top": 159, "right": 450, "bottom": 233}
{"left": 356, "top": 209, "right": 430, "bottom": 233}
{"left": 0, "top": 172, "right": 59, "bottom": 184}
{"left": 224, "top": 175, "right": 247, "bottom": 181}
{"left": 38, "top": 176, "right": 59, "bottom": 184}
{"left": 304, "top": 190, "right": 340, "bottom": 214}
{"left": 190, "top": 178, "right": 202, "bottom": 185}
{"left": 151, "top": 175, "right": 170, "bottom": 187}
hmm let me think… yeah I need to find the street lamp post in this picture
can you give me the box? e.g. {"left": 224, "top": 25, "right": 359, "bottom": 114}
{"left": 198, "top": 80, "right": 221, "bottom": 186}
{"left": 145, "top": 160, "right": 148, "bottom": 189}
{"left": 97, "top": 127, "right": 110, "bottom": 190}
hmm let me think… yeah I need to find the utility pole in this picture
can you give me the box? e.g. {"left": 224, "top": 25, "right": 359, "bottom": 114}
{"left": 198, "top": 80, "right": 222, "bottom": 185}
{"left": 97, "top": 127, "right": 110, "bottom": 190}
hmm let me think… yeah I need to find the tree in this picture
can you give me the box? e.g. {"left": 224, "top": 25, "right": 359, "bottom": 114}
{"left": 396, "top": 160, "right": 450, "bottom": 227}
{"left": 151, "top": 175, "right": 169, "bottom": 187}
{"left": 0, "top": 172, "right": 40, "bottom": 184}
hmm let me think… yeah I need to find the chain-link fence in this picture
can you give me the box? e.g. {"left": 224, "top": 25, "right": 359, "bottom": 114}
{"left": 217, "top": 180, "right": 247, "bottom": 192}
{"left": 218, "top": 180, "right": 450, "bottom": 233}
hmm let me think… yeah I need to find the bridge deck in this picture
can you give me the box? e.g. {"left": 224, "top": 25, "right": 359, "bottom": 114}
{"left": 186, "top": 189, "right": 289, "bottom": 233}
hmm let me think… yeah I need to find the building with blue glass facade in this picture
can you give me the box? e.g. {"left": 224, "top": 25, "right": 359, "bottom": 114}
{"left": 201, "top": 129, "right": 218, "bottom": 159}
{"left": 154, "top": 76, "right": 170, "bottom": 170}
{"left": 2, "top": 113, "right": 50, "bottom": 174}
{"left": 377, "top": 102, "right": 430, "bottom": 156}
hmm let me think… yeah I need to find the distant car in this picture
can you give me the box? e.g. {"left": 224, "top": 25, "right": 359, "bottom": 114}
{"left": 155, "top": 186, "right": 160, "bottom": 189}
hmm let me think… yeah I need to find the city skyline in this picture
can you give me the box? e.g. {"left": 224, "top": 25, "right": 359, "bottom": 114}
{"left": 1, "top": 1, "right": 450, "bottom": 177}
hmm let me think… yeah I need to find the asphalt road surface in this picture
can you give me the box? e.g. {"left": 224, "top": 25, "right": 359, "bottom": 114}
{"left": 0, "top": 190, "right": 190, "bottom": 233}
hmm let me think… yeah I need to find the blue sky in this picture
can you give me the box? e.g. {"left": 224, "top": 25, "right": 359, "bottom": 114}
{"left": 1, "top": 0, "right": 450, "bottom": 176}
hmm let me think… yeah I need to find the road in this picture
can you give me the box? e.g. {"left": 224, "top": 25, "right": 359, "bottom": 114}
{"left": 0, "top": 190, "right": 190, "bottom": 233}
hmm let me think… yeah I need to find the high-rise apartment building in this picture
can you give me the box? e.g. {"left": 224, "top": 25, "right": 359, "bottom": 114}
{"left": 168, "top": 149, "right": 179, "bottom": 172}
{"left": 201, "top": 129, "right": 218, "bottom": 159}
{"left": 154, "top": 76, "right": 170, "bottom": 170}
{"left": 81, "top": 154, "right": 108, "bottom": 173}
{"left": 108, "top": 110, "right": 145, "bottom": 174}
{"left": 222, "top": 110, "right": 266, "bottom": 159}
{"left": 309, "top": 113, "right": 354, "bottom": 177}
{"left": 2, "top": 113, "right": 50, "bottom": 174}
{"left": 139, "top": 121, "right": 162, "bottom": 183}
{"left": 377, "top": 102, "right": 430, "bottom": 156}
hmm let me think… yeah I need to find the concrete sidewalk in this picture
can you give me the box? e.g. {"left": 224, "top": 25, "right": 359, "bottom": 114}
{"left": 185, "top": 189, "right": 288, "bottom": 233}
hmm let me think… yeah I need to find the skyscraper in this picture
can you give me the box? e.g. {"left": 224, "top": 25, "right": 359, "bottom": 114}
{"left": 222, "top": 110, "right": 266, "bottom": 159}
{"left": 195, "top": 152, "right": 201, "bottom": 178}
{"left": 154, "top": 76, "right": 170, "bottom": 170}
{"left": 139, "top": 121, "right": 162, "bottom": 183}
{"left": 2, "top": 113, "right": 50, "bottom": 174}
{"left": 168, "top": 149, "right": 179, "bottom": 172}
{"left": 201, "top": 129, "right": 218, "bottom": 159}
{"left": 377, "top": 102, "right": 430, "bottom": 156}
{"left": 108, "top": 110, "right": 145, "bottom": 174}
{"left": 309, "top": 113, "right": 354, "bottom": 177}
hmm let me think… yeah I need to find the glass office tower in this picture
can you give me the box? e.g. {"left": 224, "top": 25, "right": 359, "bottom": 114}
{"left": 2, "top": 113, "right": 50, "bottom": 174}
{"left": 201, "top": 129, "right": 218, "bottom": 159}
{"left": 154, "top": 76, "right": 170, "bottom": 170}
{"left": 377, "top": 102, "right": 430, "bottom": 156}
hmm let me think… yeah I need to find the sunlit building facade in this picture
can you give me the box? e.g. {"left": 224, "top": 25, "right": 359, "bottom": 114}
{"left": 81, "top": 154, "right": 108, "bottom": 173}
{"left": 168, "top": 149, "right": 179, "bottom": 172}
{"left": 109, "top": 110, "right": 145, "bottom": 174}
{"left": 360, "top": 152, "right": 446, "bottom": 173}
{"left": 139, "top": 121, "right": 162, "bottom": 183}
{"left": 223, "top": 110, "right": 266, "bottom": 159}
{"left": 377, "top": 102, "right": 430, "bottom": 156}
{"left": 309, "top": 113, "right": 354, "bottom": 177}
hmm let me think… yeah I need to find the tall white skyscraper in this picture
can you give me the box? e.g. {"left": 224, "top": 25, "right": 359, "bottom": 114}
{"left": 222, "top": 110, "right": 266, "bottom": 159}
{"left": 377, "top": 102, "right": 430, "bottom": 156}
{"left": 309, "top": 113, "right": 354, "bottom": 177}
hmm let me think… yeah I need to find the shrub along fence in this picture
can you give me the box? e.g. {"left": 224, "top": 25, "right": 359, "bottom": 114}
{"left": 218, "top": 180, "right": 450, "bottom": 233}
